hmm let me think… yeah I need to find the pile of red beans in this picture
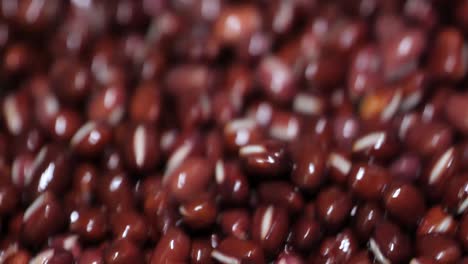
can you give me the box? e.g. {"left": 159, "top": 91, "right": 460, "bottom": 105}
{"left": 1, "top": 0, "right": 468, "bottom": 263}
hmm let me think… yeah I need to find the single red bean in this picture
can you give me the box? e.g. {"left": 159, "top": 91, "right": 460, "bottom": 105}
{"left": 422, "top": 147, "right": 458, "bottom": 199}
{"left": 211, "top": 237, "right": 265, "bottom": 264}
{"left": 103, "top": 239, "right": 144, "bottom": 264}
{"left": 417, "top": 206, "right": 457, "bottom": 237}
{"left": 359, "top": 88, "right": 402, "bottom": 122}
{"left": 27, "top": 144, "right": 71, "bottom": 200}
{"left": 214, "top": 4, "right": 261, "bottom": 45}
{"left": 51, "top": 59, "right": 91, "bottom": 103}
{"left": 150, "top": 228, "right": 191, "bottom": 264}
{"left": 383, "top": 183, "right": 426, "bottom": 227}
{"left": 87, "top": 84, "right": 126, "bottom": 125}
{"left": 348, "top": 163, "right": 389, "bottom": 201}
{"left": 458, "top": 213, "right": 468, "bottom": 251}
{"left": 98, "top": 170, "right": 135, "bottom": 212}
{"left": 165, "top": 157, "right": 213, "bottom": 202}
{"left": 269, "top": 111, "right": 302, "bottom": 142}
{"left": 370, "top": 221, "right": 412, "bottom": 263}
{"left": 179, "top": 196, "right": 217, "bottom": 230}
{"left": 291, "top": 216, "right": 321, "bottom": 251}
{"left": 429, "top": 28, "right": 466, "bottom": 81}
{"left": 327, "top": 151, "right": 352, "bottom": 185}
{"left": 0, "top": 184, "right": 18, "bottom": 215}
{"left": 417, "top": 235, "right": 461, "bottom": 264}
{"left": 46, "top": 108, "right": 82, "bottom": 142}
{"left": 110, "top": 210, "right": 148, "bottom": 245}
{"left": 353, "top": 202, "right": 383, "bottom": 242}
{"left": 405, "top": 121, "right": 453, "bottom": 157}
{"left": 121, "top": 123, "right": 160, "bottom": 172}
{"left": 69, "top": 207, "right": 108, "bottom": 242}
{"left": 21, "top": 192, "right": 66, "bottom": 246}
{"left": 49, "top": 234, "right": 81, "bottom": 259}
{"left": 305, "top": 54, "right": 345, "bottom": 90}
{"left": 239, "top": 140, "right": 291, "bottom": 178}
{"left": 316, "top": 186, "right": 352, "bottom": 229}
{"left": 71, "top": 121, "right": 112, "bottom": 157}
{"left": 247, "top": 101, "right": 274, "bottom": 128}
{"left": 78, "top": 248, "right": 104, "bottom": 264}
{"left": 215, "top": 160, "right": 250, "bottom": 205}
{"left": 219, "top": 209, "right": 251, "bottom": 240}
{"left": 258, "top": 181, "right": 303, "bottom": 213}
{"left": 347, "top": 45, "right": 382, "bottom": 100}
{"left": 223, "top": 118, "right": 264, "bottom": 153}
{"left": 446, "top": 94, "right": 468, "bottom": 135}
{"left": 191, "top": 240, "right": 213, "bottom": 264}
{"left": 314, "top": 229, "right": 358, "bottom": 264}
{"left": 443, "top": 174, "right": 468, "bottom": 215}
{"left": 257, "top": 55, "right": 296, "bottom": 104}
{"left": 29, "top": 248, "right": 74, "bottom": 264}
{"left": 2, "top": 90, "right": 31, "bottom": 136}
{"left": 389, "top": 153, "right": 421, "bottom": 182}
{"left": 381, "top": 29, "right": 425, "bottom": 81}
{"left": 352, "top": 130, "right": 398, "bottom": 159}
{"left": 291, "top": 143, "right": 326, "bottom": 191}
{"left": 252, "top": 205, "right": 289, "bottom": 253}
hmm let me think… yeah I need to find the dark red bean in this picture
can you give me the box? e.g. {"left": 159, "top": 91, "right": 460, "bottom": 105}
{"left": 87, "top": 84, "right": 126, "bottom": 125}
{"left": 429, "top": 28, "right": 466, "bottom": 81}
{"left": 274, "top": 251, "right": 304, "bottom": 264}
{"left": 257, "top": 55, "right": 296, "bottom": 104}
{"left": 70, "top": 207, "right": 108, "bottom": 242}
{"left": 258, "top": 181, "right": 303, "bottom": 212}
{"left": 191, "top": 240, "right": 213, "bottom": 264}
{"left": 458, "top": 213, "right": 468, "bottom": 251}
{"left": 422, "top": 147, "right": 458, "bottom": 199}
{"left": 215, "top": 160, "right": 250, "bottom": 205}
{"left": 405, "top": 121, "right": 453, "bottom": 157}
{"left": 150, "top": 228, "right": 191, "bottom": 264}
{"left": 316, "top": 186, "right": 352, "bottom": 229}
{"left": 370, "top": 221, "right": 412, "bottom": 263}
{"left": 3, "top": 250, "right": 30, "bottom": 264}
{"left": 314, "top": 229, "right": 358, "bottom": 264}
{"left": 179, "top": 196, "right": 217, "bottom": 230}
{"left": 252, "top": 205, "right": 289, "bottom": 253}
{"left": 71, "top": 121, "right": 112, "bottom": 157}
{"left": 359, "top": 88, "right": 402, "bottom": 122}
{"left": 291, "top": 142, "right": 326, "bottom": 191}
{"left": 51, "top": 59, "right": 91, "bottom": 103}
{"left": 46, "top": 109, "right": 82, "bottom": 142}
{"left": 29, "top": 248, "right": 74, "bottom": 264}
{"left": 389, "top": 153, "right": 421, "bottom": 182}
{"left": 446, "top": 94, "right": 468, "bottom": 135}
{"left": 164, "top": 157, "right": 213, "bottom": 202}
{"left": 2, "top": 90, "right": 32, "bottom": 137}
{"left": 219, "top": 209, "right": 251, "bottom": 240}
{"left": 211, "top": 237, "right": 265, "bottom": 264}
{"left": 291, "top": 216, "right": 321, "bottom": 251}
{"left": 417, "top": 206, "right": 457, "bottom": 237}
{"left": 348, "top": 45, "right": 382, "bottom": 100}
{"left": 327, "top": 151, "right": 352, "bottom": 184}
{"left": 0, "top": 184, "right": 18, "bottom": 215}
{"left": 269, "top": 111, "right": 302, "bottom": 142}
{"left": 98, "top": 171, "right": 134, "bottom": 211}
{"left": 348, "top": 163, "right": 389, "bottom": 201}
{"left": 121, "top": 123, "right": 160, "bottom": 172}
{"left": 417, "top": 235, "right": 461, "bottom": 264}
{"left": 352, "top": 130, "right": 398, "bottom": 159}
{"left": 223, "top": 118, "right": 263, "bottom": 153}
{"left": 214, "top": 4, "right": 261, "bottom": 45}
{"left": 78, "top": 248, "right": 104, "bottom": 264}
{"left": 247, "top": 101, "right": 274, "bottom": 128}
{"left": 305, "top": 54, "right": 345, "bottom": 90}
{"left": 21, "top": 192, "right": 66, "bottom": 246}
{"left": 110, "top": 210, "right": 148, "bottom": 245}
{"left": 347, "top": 250, "right": 372, "bottom": 264}
{"left": 381, "top": 29, "right": 425, "bottom": 81}
{"left": 49, "top": 234, "right": 81, "bottom": 259}
{"left": 104, "top": 239, "right": 144, "bottom": 264}
{"left": 353, "top": 202, "right": 383, "bottom": 242}
{"left": 383, "top": 183, "right": 426, "bottom": 226}
{"left": 239, "top": 140, "right": 290, "bottom": 178}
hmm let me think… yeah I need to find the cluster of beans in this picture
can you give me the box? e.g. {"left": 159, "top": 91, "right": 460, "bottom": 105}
{"left": 1, "top": 0, "right": 468, "bottom": 263}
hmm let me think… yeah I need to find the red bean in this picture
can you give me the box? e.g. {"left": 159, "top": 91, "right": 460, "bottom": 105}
{"left": 417, "top": 235, "right": 461, "bottom": 264}
{"left": 71, "top": 121, "right": 112, "bottom": 157}
{"left": 150, "top": 228, "right": 191, "bottom": 264}
{"left": 239, "top": 140, "right": 290, "bottom": 178}
{"left": 417, "top": 206, "right": 457, "bottom": 237}
{"left": 191, "top": 239, "right": 213, "bottom": 264}
{"left": 120, "top": 123, "right": 160, "bottom": 172}
{"left": 252, "top": 205, "right": 289, "bottom": 253}
{"left": 383, "top": 183, "right": 426, "bottom": 227}
{"left": 370, "top": 221, "right": 412, "bottom": 263}
{"left": 314, "top": 229, "right": 358, "bottom": 264}
{"left": 214, "top": 4, "right": 261, "bottom": 45}
{"left": 21, "top": 192, "right": 66, "bottom": 246}
{"left": 353, "top": 202, "right": 383, "bottom": 242}
{"left": 258, "top": 181, "right": 303, "bottom": 212}
{"left": 348, "top": 163, "right": 389, "bottom": 201}
{"left": 110, "top": 210, "right": 148, "bottom": 245}
{"left": 446, "top": 94, "right": 468, "bottom": 135}
{"left": 458, "top": 213, "right": 468, "bottom": 251}
{"left": 104, "top": 239, "right": 144, "bottom": 264}
{"left": 211, "top": 237, "right": 265, "bottom": 264}
{"left": 429, "top": 28, "right": 466, "bottom": 81}
{"left": 316, "top": 186, "right": 352, "bottom": 229}
{"left": 219, "top": 209, "right": 250, "bottom": 240}
{"left": 179, "top": 196, "right": 217, "bottom": 230}
{"left": 69, "top": 207, "right": 108, "bottom": 242}
{"left": 165, "top": 157, "right": 213, "bottom": 202}
{"left": 291, "top": 142, "right": 326, "bottom": 191}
